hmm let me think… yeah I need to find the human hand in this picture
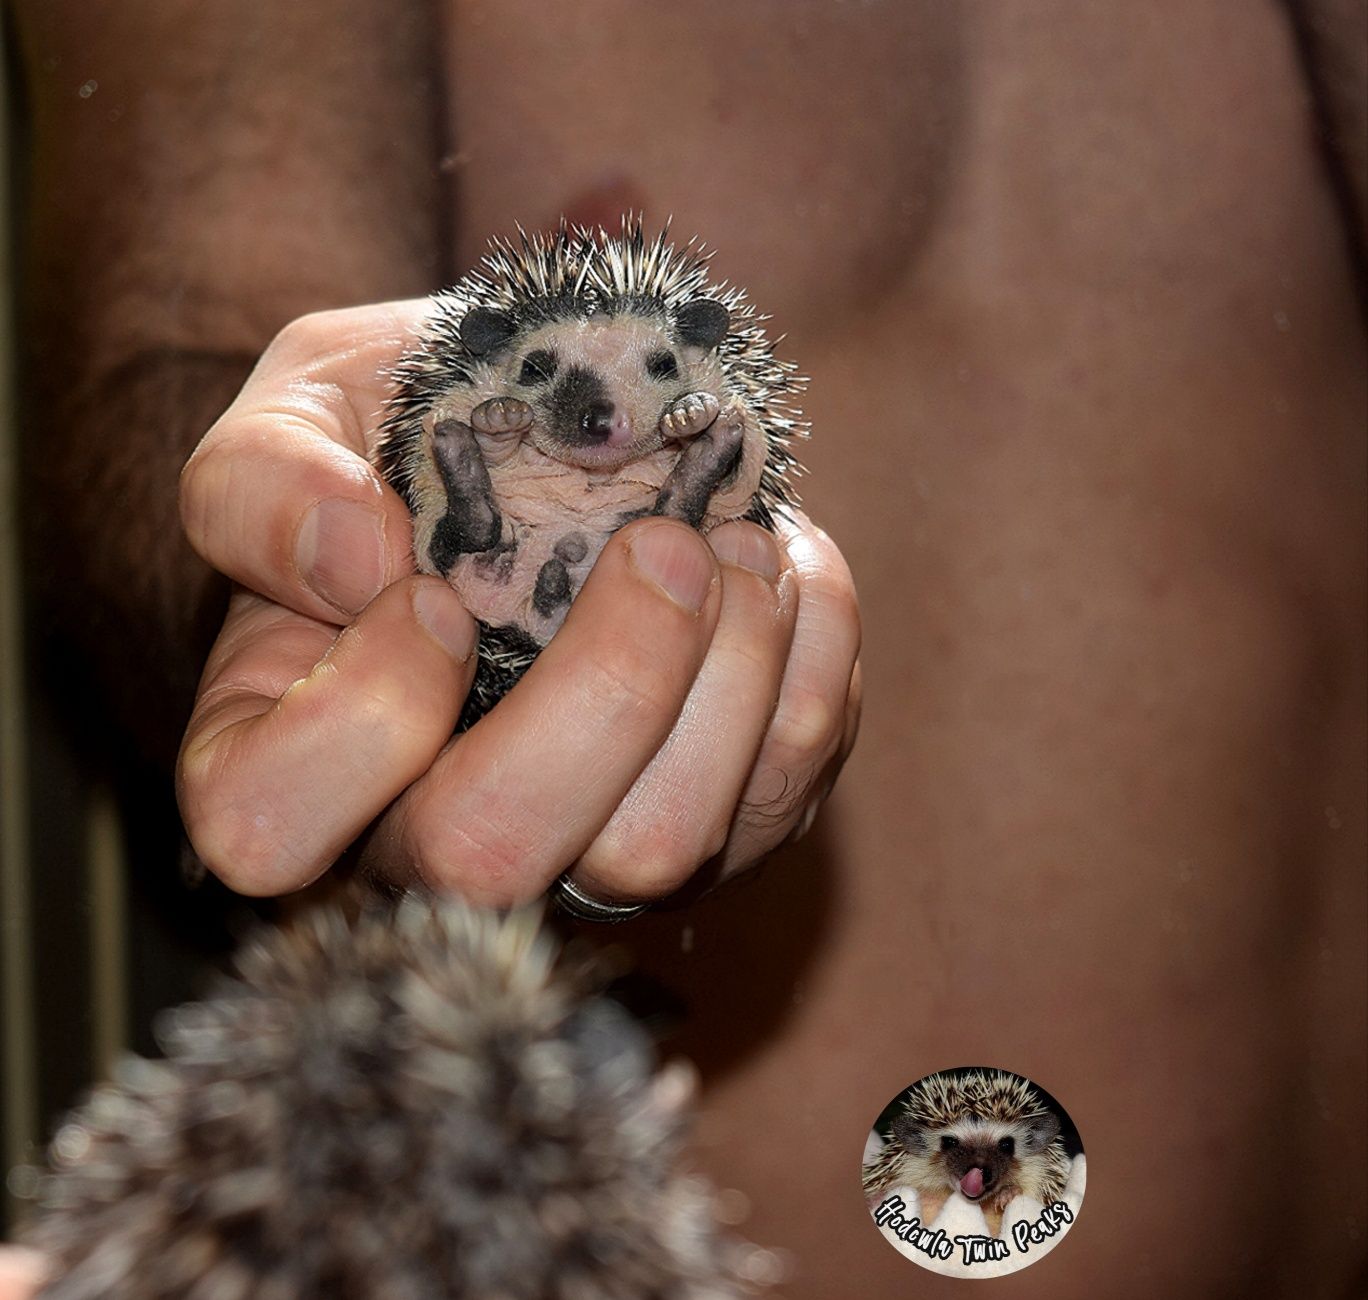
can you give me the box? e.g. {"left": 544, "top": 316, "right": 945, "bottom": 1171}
{"left": 177, "top": 302, "right": 860, "bottom": 906}
{"left": 0, "top": 1248, "right": 45, "bottom": 1300}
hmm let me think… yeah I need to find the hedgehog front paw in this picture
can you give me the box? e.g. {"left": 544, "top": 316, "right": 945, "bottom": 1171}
{"left": 470, "top": 397, "right": 533, "bottom": 466}
{"left": 659, "top": 391, "right": 720, "bottom": 441}
{"left": 471, "top": 396, "right": 534, "bottom": 436}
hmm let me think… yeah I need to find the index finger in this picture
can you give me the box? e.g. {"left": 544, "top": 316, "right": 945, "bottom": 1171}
{"left": 179, "top": 299, "right": 433, "bottom": 623}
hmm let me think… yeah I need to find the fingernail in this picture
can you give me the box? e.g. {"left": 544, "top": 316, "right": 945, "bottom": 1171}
{"left": 412, "top": 583, "right": 477, "bottom": 662}
{"left": 296, "top": 499, "right": 388, "bottom": 615}
{"left": 627, "top": 522, "right": 716, "bottom": 613}
{"left": 708, "top": 523, "right": 782, "bottom": 584}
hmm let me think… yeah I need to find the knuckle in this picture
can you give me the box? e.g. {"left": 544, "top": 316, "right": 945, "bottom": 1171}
{"left": 693, "top": 818, "right": 731, "bottom": 866}
{"left": 581, "top": 640, "right": 686, "bottom": 728}
{"left": 803, "top": 576, "right": 861, "bottom": 653}
{"left": 579, "top": 834, "right": 700, "bottom": 902}
{"left": 282, "top": 658, "right": 452, "bottom": 771}
{"left": 711, "top": 633, "right": 780, "bottom": 684}
{"left": 180, "top": 785, "right": 316, "bottom": 897}
{"left": 177, "top": 436, "right": 231, "bottom": 553}
{"left": 338, "top": 665, "right": 431, "bottom": 735}
{"left": 767, "top": 686, "right": 839, "bottom": 760}
{"left": 407, "top": 791, "right": 532, "bottom": 905}
{"left": 830, "top": 578, "right": 862, "bottom": 636}
{"left": 264, "top": 309, "right": 348, "bottom": 366}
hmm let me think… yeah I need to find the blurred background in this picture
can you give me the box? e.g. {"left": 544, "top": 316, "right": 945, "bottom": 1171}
{"left": 1, "top": 29, "right": 245, "bottom": 1233}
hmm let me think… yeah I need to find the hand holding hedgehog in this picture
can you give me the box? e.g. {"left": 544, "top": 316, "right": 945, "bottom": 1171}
{"left": 176, "top": 224, "right": 860, "bottom": 907}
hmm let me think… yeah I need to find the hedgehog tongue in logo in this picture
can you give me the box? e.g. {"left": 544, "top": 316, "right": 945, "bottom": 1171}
{"left": 862, "top": 1068, "right": 1073, "bottom": 1228}
{"left": 376, "top": 218, "right": 806, "bottom": 726}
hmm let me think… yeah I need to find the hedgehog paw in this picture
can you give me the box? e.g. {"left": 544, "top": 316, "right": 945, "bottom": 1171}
{"left": 659, "top": 390, "right": 720, "bottom": 441}
{"left": 467, "top": 397, "right": 530, "bottom": 467}
{"left": 471, "top": 395, "right": 533, "bottom": 434}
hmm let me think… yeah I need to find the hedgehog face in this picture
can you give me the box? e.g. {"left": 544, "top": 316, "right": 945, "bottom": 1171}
{"left": 463, "top": 303, "right": 729, "bottom": 471}
{"left": 892, "top": 1111, "right": 1061, "bottom": 1205}
{"left": 375, "top": 220, "right": 805, "bottom": 721}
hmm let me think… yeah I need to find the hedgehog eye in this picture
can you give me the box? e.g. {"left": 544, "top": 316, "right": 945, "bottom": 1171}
{"left": 645, "top": 349, "right": 679, "bottom": 381}
{"left": 940, "top": 1136, "right": 959, "bottom": 1151}
{"left": 518, "top": 350, "right": 557, "bottom": 385}
{"left": 998, "top": 1137, "right": 1015, "bottom": 1156}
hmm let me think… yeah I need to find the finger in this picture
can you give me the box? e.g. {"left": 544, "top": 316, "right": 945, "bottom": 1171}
{"left": 716, "top": 514, "right": 862, "bottom": 876}
{"left": 179, "top": 300, "right": 432, "bottom": 623}
{"left": 177, "top": 575, "right": 477, "bottom": 895}
{"left": 840, "top": 657, "right": 864, "bottom": 765}
{"left": 789, "top": 656, "right": 864, "bottom": 846}
{"left": 364, "top": 519, "right": 723, "bottom": 904}
{"left": 0, "top": 1249, "right": 46, "bottom": 1300}
{"left": 573, "top": 521, "right": 798, "bottom": 900}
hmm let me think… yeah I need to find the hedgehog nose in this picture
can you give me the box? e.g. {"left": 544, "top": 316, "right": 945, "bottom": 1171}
{"left": 580, "top": 401, "right": 634, "bottom": 448}
{"left": 580, "top": 401, "right": 614, "bottom": 441}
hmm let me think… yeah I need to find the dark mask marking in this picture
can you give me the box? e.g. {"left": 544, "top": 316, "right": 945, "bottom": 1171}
{"left": 550, "top": 366, "right": 613, "bottom": 446}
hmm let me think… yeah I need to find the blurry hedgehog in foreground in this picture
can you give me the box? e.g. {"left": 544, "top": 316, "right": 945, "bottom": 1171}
{"left": 18, "top": 898, "right": 775, "bottom": 1299}
{"left": 376, "top": 217, "right": 806, "bottom": 724}
{"left": 862, "top": 1068, "right": 1071, "bottom": 1214}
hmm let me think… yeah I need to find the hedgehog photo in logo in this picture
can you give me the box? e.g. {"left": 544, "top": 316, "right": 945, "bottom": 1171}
{"left": 375, "top": 217, "right": 806, "bottom": 724}
{"left": 862, "top": 1068, "right": 1073, "bottom": 1222}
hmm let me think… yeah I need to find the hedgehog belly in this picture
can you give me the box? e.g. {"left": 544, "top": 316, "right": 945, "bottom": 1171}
{"left": 449, "top": 450, "right": 675, "bottom": 645}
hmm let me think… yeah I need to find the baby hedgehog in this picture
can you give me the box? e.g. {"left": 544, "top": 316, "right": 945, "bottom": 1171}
{"left": 18, "top": 897, "right": 772, "bottom": 1299}
{"left": 862, "top": 1069, "right": 1071, "bottom": 1212}
{"left": 376, "top": 217, "right": 806, "bottom": 723}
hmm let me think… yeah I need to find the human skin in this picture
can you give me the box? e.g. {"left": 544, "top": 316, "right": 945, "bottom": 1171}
{"left": 11, "top": 2, "right": 1366, "bottom": 1297}
{"left": 170, "top": 300, "right": 854, "bottom": 902}
{"left": 0, "top": 1248, "right": 43, "bottom": 1300}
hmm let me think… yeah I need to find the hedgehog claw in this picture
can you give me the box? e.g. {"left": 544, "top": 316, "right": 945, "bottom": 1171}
{"left": 659, "top": 391, "right": 720, "bottom": 441}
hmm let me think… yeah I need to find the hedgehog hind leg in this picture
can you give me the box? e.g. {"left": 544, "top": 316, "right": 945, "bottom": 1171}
{"left": 429, "top": 417, "right": 502, "bottom": 571}
{"left": 651, "top": 413, "right": 745, "bottom": 528}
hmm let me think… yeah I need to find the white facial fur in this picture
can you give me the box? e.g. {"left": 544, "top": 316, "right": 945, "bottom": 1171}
{"left": 473, "top": 313, "right": 727, "bottom": 470}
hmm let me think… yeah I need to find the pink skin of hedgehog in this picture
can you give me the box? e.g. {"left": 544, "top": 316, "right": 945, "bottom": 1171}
{"left": 412, "top": 310, "right": 767, "bottom": 645}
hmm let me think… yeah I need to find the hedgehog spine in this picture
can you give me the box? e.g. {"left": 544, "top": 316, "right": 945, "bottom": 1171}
{"left": 375, "top": 217, "right": 807, "bottom": 726}
{"left": 862, "top": 1068, "right": 1071, "bottom": 1211}
{"left": 19, "top": 896, "right": 772, "bottom": 1299}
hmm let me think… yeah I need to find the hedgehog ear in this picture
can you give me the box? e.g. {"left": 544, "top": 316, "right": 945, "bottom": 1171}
{"left": 890, "top": 1113, "right": 929, "bottom": 1154}
{"left": 459, "top": 306, "right": 518, "bottom": 357}
{"left": 1021, "top": 1111, "right": 1061, "bottom": 1152}
{"left": 674, "top": 299, "right": 730, "bottom": 351}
